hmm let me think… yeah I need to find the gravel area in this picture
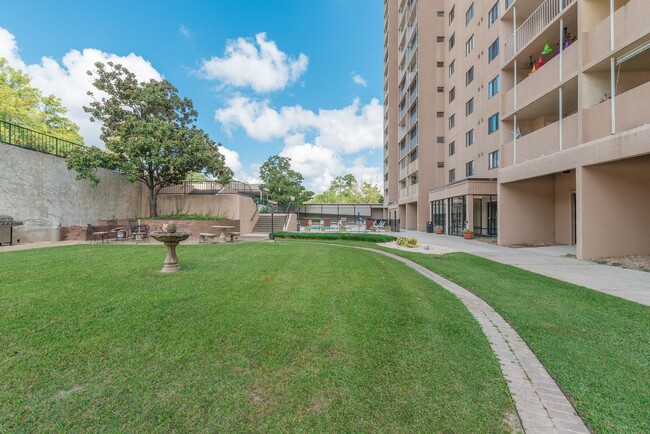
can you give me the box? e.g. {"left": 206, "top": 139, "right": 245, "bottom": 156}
{"left": 592, "top": 255, "right": 650, "bottom": 272}
{"left": 378, "top": 241, "right": 457, "bottom": 255}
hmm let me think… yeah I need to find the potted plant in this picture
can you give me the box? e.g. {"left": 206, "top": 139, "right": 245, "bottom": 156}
{"left": 462, "top": 227, "right": 474, "bottom": 240}
{"left": 434, "top": 225, "right": 444, "bottom": 234}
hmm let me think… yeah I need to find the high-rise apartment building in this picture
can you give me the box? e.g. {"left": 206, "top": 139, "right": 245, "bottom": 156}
{"left": 383, "top": 0, "right": 650, "bottom": 260}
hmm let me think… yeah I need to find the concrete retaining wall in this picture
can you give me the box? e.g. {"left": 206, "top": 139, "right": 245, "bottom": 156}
{"left": 0, "top": 142, "right": 143, "bottom": 242}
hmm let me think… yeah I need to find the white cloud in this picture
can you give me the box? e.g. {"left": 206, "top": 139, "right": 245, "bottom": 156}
{"left": 218, "top": 145, "right": 242, "bottom": 174}
{"left": 352, "top": 73, "right": 367, "bottom": 87}
{"left": 179, "top": 24, "right": 193, "bottom": 39}
{"left": 199, "top": 32, "right": 308, "bottom": 93}
{"left": 215, "top": 97, "right": 383, "bottom": 154}
{"left": 215, "top": 96, "right": 383, "bottom": 192}
{"left": 0, "top": 27, "right": 26, "bottom": 69}
{"left": 0, "top": 27, "right": 162, "bottom": 146}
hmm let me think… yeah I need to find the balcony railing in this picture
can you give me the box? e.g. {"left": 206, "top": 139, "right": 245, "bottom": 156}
{"left": 504, "top": 0, "right": 574, "bottom": 62}
{"left": 505, "top": 0, "right": 515, "bottom": 10}
{"left": 0, "top": 119, "right": 85, "bottom": 158}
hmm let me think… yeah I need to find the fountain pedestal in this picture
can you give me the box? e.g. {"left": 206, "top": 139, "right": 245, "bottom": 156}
{"left": 150, "top": 231, "right": 191, "bottom": 273}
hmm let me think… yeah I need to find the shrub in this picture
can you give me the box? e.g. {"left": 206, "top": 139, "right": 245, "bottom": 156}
{"left": 396, "top": 237, "right": 419, "bottom": 248}
{"left": 273, "top": 232, "right": 397, "bottom": 243}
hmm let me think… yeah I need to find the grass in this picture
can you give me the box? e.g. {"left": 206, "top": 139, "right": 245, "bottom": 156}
{"left": 373, "top": 248, "right": 650, "bottom": 433}
{"left": 0, "top": 243, "right": 514, "bottom": 432}
{"left": 273, "top": 232, "right": 396, "bottom": 242}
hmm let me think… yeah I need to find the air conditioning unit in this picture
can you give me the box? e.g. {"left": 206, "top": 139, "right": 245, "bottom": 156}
{"left": 437, "top": 162, "right": 445, "bottom": 168}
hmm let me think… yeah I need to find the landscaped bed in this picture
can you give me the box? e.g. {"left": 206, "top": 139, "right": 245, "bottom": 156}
{"left": 0, "top": 243, "right": 515, "bottom": 432}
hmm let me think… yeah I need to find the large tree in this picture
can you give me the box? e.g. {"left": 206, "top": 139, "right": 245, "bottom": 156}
{"left": 259, "top": 155, "right": 313, "bottom": 208}
{"left": 67, "top": 61, "right": 232, "bottom": 216}
{"left": 0, "top": 57, "right": 83, "bottom": 143}
{"left": 310, "top": 174, "right": 383, "bottom": 204}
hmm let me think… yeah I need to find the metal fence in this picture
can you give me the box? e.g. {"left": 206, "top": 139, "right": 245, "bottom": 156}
{"left": 0, "top": 120, "right": 85, "bottom": 158}
{"left": 159, "top": 180, "right": 255, "bottom": 196}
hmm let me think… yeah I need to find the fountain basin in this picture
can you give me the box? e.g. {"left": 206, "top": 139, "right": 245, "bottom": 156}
{"left": 150, "top": 231, "right": 191, "bottom": 273}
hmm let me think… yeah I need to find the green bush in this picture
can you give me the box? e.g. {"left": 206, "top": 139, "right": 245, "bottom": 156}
{"left": 273, "top": 232, "right": 397, "bottom": 242}
{"left": 140, "top": 213, "right": 229, "bottom": 221}
{"left": 396, "top": 237, "right": 419, "bottom": 248}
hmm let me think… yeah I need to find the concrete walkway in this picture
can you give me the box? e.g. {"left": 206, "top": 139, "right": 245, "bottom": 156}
{"left": 399, "top": 230, "right": 650, "bottom": 307}
{"left": 351, "top": 245, "right": 589, "bottom": 434}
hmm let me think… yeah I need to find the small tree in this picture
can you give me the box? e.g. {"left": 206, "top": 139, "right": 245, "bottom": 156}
{"left": 259, "top": 155, "right": 313, "bottom": 208}
{"left": 67, "top": 62, "right": 232, "bottom": 216}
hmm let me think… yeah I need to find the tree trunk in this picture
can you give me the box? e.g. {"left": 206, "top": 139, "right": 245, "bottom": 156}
{"left": 148, "top": 187, "right": 158, "bottom": 217}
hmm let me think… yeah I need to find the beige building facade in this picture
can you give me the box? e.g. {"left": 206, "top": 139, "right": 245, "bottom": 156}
{"left": 383, "top": 0, "right": 650, "bottom": 259}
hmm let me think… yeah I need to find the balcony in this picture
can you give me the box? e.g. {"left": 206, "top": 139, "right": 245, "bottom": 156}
{"left": 583, "top": 0, "right": 650, "bottom": 68}
{"left": 409, "top": 132, "right": 418, "bottom": 150}
{"left": 582, "top": 80, "right": 650, "bottom": 143}
{"left": 503, "top": 42, "right": 578, "bottom": 118}
{"left": 504, "top": 0, "right": 575, "bottom": 63}
{"left": 501, "top": 112, "right": 578, "bottom": 166}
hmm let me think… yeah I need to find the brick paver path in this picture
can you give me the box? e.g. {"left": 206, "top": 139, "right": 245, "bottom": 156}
{"left": 356, "top": 246, "right": 590, "bottom": 434}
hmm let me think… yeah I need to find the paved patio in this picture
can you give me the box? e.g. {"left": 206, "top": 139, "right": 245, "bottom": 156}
{"left": 399, "top": 230, "right": 650, "bottom": 307}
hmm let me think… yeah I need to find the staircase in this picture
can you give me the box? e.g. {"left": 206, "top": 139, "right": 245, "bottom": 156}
{"left": 253, "top": 214, "right": 288, "bottom": 233}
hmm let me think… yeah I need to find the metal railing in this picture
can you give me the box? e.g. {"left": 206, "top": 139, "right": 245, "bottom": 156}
{"left": 504, "top": 0, "right": 574, "bottom": 62}
{"left": 0, "top": 119, "right": 85, "bottom": 157}
{"left": 159, "top": 180, "right": 255, "bottom": 196}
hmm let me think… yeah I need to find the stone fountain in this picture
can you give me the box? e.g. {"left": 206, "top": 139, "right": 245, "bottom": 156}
{"left": 150, "top": 222, "right": 191, "bottom": 273}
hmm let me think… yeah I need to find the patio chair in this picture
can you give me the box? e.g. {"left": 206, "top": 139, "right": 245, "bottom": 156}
{"left": 131, "top": 224, "right": 149, "bottom": 243}
{"left": 87, "top": 224, "right": 108, "bottom": 244}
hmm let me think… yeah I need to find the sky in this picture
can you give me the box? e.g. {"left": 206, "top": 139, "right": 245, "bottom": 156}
{"left": 0, "top": 0, "right": 384, "bottom": 193}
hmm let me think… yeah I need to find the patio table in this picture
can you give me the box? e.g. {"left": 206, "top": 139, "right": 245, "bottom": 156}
{"left": 211, "top": 225, "right": 235, "bottom": 243}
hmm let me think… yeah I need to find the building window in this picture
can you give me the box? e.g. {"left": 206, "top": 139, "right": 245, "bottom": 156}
{"left": 489, "top": 150, "right": 500, "bottom": 169}
{"left": 436, "top": 36, "right": 445, "bottom": 43}
{"left": 465, "top": 35, "right": 474, "bottom": 56}
{"left": 466, "top": 129, "right": 474, "bottom": 146}
{"left": 449, "top": 114, "right": 455, "bottom": 130}
{"left": 449, "top": 32, "right": 455, "bottom": 51}
{"left": 436, "top": 136, "right": 445, "bottom": 143}
{"left": 449, "top": 141, "right": 456, "bottom": 156}
{"left": 449, "top": 87, "right": 456, "bottom": 103}
{"left": 410, "top": 148, "right": 418, "bottom": 162}
{"left": 449, "top": 60, "right": 455, "bottom": 77}
{"left": 437, "top": 86, "right": 444, "bottom": 93}
{"left": 488, "top": 2, "right": 499, "bottom": 28}
{"left": 466, "top": 66, "right": 474, "bottom": 86}
{"left": 437, "top": 61, "right": 444, "bottom": 67}
{"left": 449, "top": 168, "right": 456, "bottom": 182}
{"left": 437, "top": 10, "right": 444, "bottom": 17}
{"left": 488, "top": 75, "right": 500, "bottom": 99}
{"left": 437, "top": 111, "right": 444, "bottom": 118}
{"left": 488, "top": 113, "right": 499, "bottom": 134}
{"left": 466, "top": 3, "right": 474, "bottom": 26}
{"left": 466, "top": 98, "right": 474, "bottom": 116}
{"left": 466, "top": 160, "right": 475, "bottom": 176}
{"left": 488, "top": 38, "right": 500, "bottom": 63}
{"left": 449, "top": 5, "right": 455, "bottom": 24}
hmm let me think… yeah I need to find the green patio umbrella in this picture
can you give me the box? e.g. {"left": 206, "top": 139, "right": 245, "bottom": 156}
{"left": 542, "top": 42, "right": 553, "bottom": 55}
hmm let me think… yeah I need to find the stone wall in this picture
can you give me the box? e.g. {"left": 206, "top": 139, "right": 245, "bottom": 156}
{"left": 0, "top": 142, "right": 143, "bottom": 242}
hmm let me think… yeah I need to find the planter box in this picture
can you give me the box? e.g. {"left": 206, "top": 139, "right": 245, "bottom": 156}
{"left": 463, "top": 232, "right": 474, "bottom": 240}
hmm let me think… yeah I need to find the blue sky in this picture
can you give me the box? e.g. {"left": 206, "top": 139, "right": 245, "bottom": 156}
{"left": 0, "top": 0, "right": 384, "bottom": 192}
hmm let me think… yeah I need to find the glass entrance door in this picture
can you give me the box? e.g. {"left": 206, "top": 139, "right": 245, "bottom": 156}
{"left": 449, "top": 196, "right": 465, "bottom": 235}
{"left": 487, "top": 201, "right": 497, "bottom": 236}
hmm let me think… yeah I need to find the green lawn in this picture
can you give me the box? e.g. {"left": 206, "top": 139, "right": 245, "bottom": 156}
{"left": 377, "top": 248, "right": 650, "bottom": 433}
{"left": 0, "top": 243, "right": 515, "bottom": 432}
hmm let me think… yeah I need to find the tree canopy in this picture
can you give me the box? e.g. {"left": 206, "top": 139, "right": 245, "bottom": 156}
{"left": 309, "top": 174, "right": 383, "bottom": 204}
{"left": 0, "top": 57, "right": 83, "bottom": 143}
{"left": 259, "top": 155, "right": 313, "bottom": 208}
{"left": 66, "top": 61, "right": 232, "bottom": 217}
